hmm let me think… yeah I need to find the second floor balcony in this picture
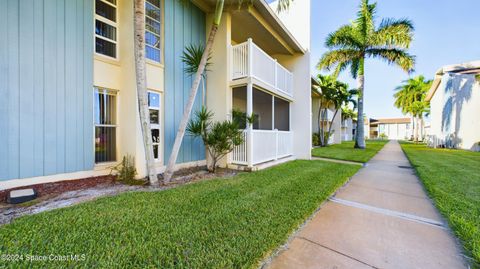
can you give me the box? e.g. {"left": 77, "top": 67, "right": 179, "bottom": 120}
{"left": 230, "top": 39, "right": 294, "bottom": 98}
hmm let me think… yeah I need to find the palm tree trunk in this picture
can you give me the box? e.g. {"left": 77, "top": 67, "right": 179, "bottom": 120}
{"left": 163, "top": 0, "right": 224, "bottom": 183}
{"left": 415, "top": 115, "right": 420, "bottom": 142}
{"left": 354, "top": 63, "right": 366, "bottom": 149}
{"left": 420, "top": 116, "right": 424, "bottom": 141}
{"left": 317, "top": 101, "right": 323, "bottom": 146}
{"left": 134, "top": 0, "right": 157, "bottom": 185}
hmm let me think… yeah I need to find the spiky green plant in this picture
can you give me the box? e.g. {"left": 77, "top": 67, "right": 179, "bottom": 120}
{"left": 187, "top": 107, "right": 244, "bottom": 172}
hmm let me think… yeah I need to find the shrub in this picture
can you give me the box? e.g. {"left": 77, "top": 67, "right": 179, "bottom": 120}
{"left": 111, "top": 155, "right": 145, "bottom": 185}
{"left": 188, "top": 107, "right": 244, "bottom": 172}
{"left": 312, "top": 133, "right": 320, "bottom": 146}
{"left": 379, "top": 133, "right": 388, "bottom": 140}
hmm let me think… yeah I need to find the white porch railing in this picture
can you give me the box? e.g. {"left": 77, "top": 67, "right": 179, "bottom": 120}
{"left": 230, "top": 39, "right": 293, "bottom": 97}
{"left": 232, "top": 129, "right": 293, "bottom": 166}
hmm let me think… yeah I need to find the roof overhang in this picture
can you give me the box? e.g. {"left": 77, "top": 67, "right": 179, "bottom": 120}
{"left": 425, "top": 60, "right": 480, "bottom": 101}
{"left": 311, "top": 76, "right": 321, "bottom": 97}
{"left": 192, "top": 0, "right": 305, "bottom": 55}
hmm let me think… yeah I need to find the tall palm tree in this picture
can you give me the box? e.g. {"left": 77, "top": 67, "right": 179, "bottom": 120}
{"left": 134, "top": 0, "right": 157, "bottom": 184}
{"left": 394, "top": 75, "right": 432, "bottom": 141}
{"left": 317, "top": 0, "right": 415, "bottom": 149}
{"left": 163, "top": 0, "right": 293, "bottom": 182}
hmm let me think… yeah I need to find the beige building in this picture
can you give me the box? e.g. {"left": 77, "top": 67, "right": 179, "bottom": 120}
{"left": 341, "top": 118, "right": 356, "bottom": 141}
{"left": 426, "top": 60, "right": 480, "bottom": 151}
{"left": 365, "top": 118, "right": 412, "bottom": 140}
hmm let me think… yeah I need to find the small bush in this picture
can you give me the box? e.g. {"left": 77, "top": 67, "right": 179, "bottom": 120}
{"left": 312, "top": 133, "right": 320, "bottom": 146}
{"left": 111, "top": 155, "right": 145, "bottom": 185}
{"left": 379, "top": 133, "right": 388, "bottom": 140}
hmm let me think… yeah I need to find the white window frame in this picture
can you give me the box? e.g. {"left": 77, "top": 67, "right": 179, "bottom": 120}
{"left": 148, "top": 90, "right": 162, "bottom": 162}
{"left": 94, "top": 87, "right": 118, "bottom": 164}
{"left": 145, "top": 0, "right": 162, "bottom": 63}
{"left": 94, "top": 0, "right": 119, "bottom": 60}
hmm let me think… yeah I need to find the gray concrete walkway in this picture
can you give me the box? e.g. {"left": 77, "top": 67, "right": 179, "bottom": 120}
{"left": 267, "top": 140, "right": 468, "bottom": 269}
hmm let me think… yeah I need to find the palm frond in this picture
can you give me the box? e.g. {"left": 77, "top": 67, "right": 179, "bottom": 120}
{"left": 371, "top": 18, "right": 414, "bottom": 48}
{"left": 366, "top": 48, "right": 415, "bottom": 73}
{"left": 276, "top": 0, "right": 293, "bottom": 13}
{"left": 181, "top": 44, "right": 212, "bottom": 77}
{"left": 317, "top": 49, "right": 361, "bottom": 72}
{"left": 355, "top": 0, "right": 376, "bottom": 40}
{"left": 325, "top": 24, "right": 363, "bottom": 49}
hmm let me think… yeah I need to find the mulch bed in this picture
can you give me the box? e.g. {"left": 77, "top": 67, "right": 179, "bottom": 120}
{"left": 0, "top": 166, "right": 239, "bottom": 204}
{"left": 0, "top": 175, "right": 116, "bottom": 204}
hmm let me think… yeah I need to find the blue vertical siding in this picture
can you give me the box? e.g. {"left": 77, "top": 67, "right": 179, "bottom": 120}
{"left": 0, "top": 0, "right": 8, "bottom": 180}
{"left": 0, "top": 0, "right": 94, "bottom": 181}
{"left": 164, "top": 0, "right": 206, "bottom": 164}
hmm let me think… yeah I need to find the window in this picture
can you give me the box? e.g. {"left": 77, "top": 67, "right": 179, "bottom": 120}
{"left": 94, "top": 88, "right": 117, "bottom": 163}
{"left": 148, "top": 91, "right": 161, "bottom": 161}
{"left": 95, "top": 0, "right": 118, "bottom": 58}
{"left": 145, "top": 0, "right": 161, "bottom": 62}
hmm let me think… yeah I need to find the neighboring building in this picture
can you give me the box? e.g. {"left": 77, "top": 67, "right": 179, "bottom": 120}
{"left": 341, "top": 118, "right": 356, "bottom": 141}
{"left": 311, "top": 78, "right": 342, "bottom": 145}
{"left": 0, "top": 0, "right": 312, "bottom": 190}
{"left": 426, "top": 60, "right": 480, "bottom": 151}
{"left": 365, "top": 118, "right": 412, "bottom": 140}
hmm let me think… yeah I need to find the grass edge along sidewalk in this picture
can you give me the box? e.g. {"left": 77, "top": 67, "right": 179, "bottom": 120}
{"left": 400, "top": 142, "right": 480, "bottom": 267}
{"left": 312, "top": 140, "right": 389, "bottom": 163}
{"left": 0, "top": 160, "right": 360, "bottom": 268}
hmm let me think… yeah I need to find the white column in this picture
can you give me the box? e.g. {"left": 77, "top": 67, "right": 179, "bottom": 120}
{"left": 247, "top": 82, "right": 253, "bottom": 167}
{"left": 247, "top": 38, "right": 253, "bottom": 78}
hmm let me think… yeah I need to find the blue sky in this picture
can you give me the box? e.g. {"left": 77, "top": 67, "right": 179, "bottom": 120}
{"left": 310, "top": 0, "right": 480, "bottom": 119}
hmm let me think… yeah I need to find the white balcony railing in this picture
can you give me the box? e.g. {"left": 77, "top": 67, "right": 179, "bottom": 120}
{"left": 232, "top": 129, "right": 293, "bottom": 166}
{"left": 231, "top": 39, "right": 293, "bottom": 97}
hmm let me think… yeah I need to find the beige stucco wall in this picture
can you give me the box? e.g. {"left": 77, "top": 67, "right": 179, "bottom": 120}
{"left": 429, "top": 73, "right": 480, "bottom": 151}
{"left": 92, "top": 0, "right": 166, "bottom": 179}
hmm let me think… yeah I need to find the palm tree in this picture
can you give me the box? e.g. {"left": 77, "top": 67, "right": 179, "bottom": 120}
{"left": 341, "top": 107, "right": 357, "bottom": 122}
{"left": 162, "top": 0, "right": 293, "bottom": 182}
{"left": 134, "top": 0, "right": 157, "bottom": 184}
{"left": 394, "top": 75, "right": 432, "bottom": 141}
{"left": 317, "top": 0, "right": 415, "bottom": 149}
{"left": 314, "top": 74, "right": 337, "bottom": 146}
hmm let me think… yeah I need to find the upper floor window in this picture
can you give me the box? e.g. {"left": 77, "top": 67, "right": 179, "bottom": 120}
{"left": 145, "top": 0, "right": 161, "bottom": 63}
{"left": 95, "top": 0, "right": 118, "bottom": 59}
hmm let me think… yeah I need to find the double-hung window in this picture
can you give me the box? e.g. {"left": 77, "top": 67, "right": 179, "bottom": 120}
{"left": 95, "top": 0, "right": 118, "bottom": 58}
{"left": 94, "top": 88, "right": 117, "bottom": 163}
{"left": 148, "top": 91, "right": 161, "bottom": 161}
{"left": 145, "top": 0, "right": 162, "bottom": 62}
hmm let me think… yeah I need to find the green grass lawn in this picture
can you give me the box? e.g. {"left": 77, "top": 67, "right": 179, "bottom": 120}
{"left": 401, "top": 142, "right": 480, "bottom": 266}
{"left": 312, "top": 140, "right": 389, "bottom": 163}
{"left": 0, "top": 160, "right": 359, "bottom": 268}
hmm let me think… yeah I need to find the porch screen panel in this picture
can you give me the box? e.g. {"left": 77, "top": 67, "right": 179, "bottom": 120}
{"left": 232, "top": 86, "right": 247, "bottom": 129}
{"left": 253, "top": 88, "right": 272, "bottom": 130}
{"left": 274, "top": 97, "right": 290, "bottom": 131}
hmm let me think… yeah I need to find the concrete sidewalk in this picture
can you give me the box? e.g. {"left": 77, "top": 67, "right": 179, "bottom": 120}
{"left": 267, "top": 140, "right": 468, "bottom": 269}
